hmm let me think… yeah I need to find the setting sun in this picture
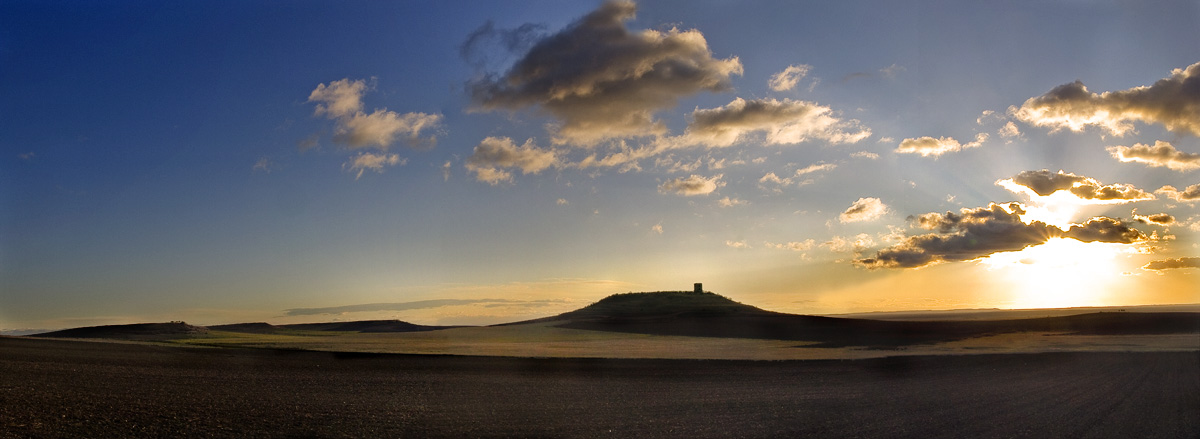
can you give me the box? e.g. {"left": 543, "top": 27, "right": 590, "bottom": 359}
{"left": 981, "top": 238, "right": 1132, "bottom": 309}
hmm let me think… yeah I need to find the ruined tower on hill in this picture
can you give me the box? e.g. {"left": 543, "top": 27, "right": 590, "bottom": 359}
{"left": 694, "top": 283, "right": 703, "bottom": 294}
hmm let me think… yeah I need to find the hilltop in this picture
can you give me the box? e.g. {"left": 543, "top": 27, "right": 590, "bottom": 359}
{"left": 35, "top": 322, "right": 210, "bottom": 341}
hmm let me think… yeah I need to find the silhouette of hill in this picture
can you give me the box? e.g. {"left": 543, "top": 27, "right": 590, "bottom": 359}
{"left": 35, "top": 322, "right": 209, "bottom": 340}
{"left": 525, "top": 291, "right": 1200, "bottom": 347}
{"left": 280, "top": 319, "right": 453, "bottom": 333}
{"left": 207, "top": 322, "right": 280, "bottom": 334}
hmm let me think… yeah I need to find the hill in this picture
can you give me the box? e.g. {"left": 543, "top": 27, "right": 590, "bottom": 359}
{"left": 280, "top": 320, "right": 452, "bottom": 333}
{"left": 526, "top": 291, "right": 1200, "bottom": 347}
{"left": 35, "top": 322, "right": 209, "bottom": 340}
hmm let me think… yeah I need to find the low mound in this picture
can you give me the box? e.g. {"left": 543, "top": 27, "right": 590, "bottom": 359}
{"left": 35, "top": 322, "right": 209, "bottom": 340}
{"left": 559, "top": 291, "right": 768, "bottom": 319}
{"left": 281, "top": 320, "right": 449, "bottom": 333}
{"left": 207, "top": 322, "right": 280, "bottom": 334}
{"left": 527, "top": 291, "right": 1200, "bottom": 348}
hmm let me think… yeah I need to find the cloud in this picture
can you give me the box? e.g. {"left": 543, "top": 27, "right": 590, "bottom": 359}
{"left": 1133, "top": 210, "right": 1175, "bottom": 226}
{"left": 17, "top": 152, "right": 34, "bottom": 160}
{"left": 1156, "top": 183, "right": 1200, "bottom": 202}
{"left": 895, "top": 133, "right": 988, "bottom": 157}
{"left": 651, "top": 223, "right": 663, "bottom": 234}
{"left": 716, "top": 196, "right": 748, "bottom": 207}
{"left": 850, "top": 151, "right": 879, "bottom": 160}
{"left": 1107, "top": 141, "right": 1200, "bottom": 171}
{"left": 822, "top": 234, "right": 875, "bottom": 254}
{"left": 466, "top": 0, "right": 743, "bottom": 145}
{"left": 252, "top": 157, "right": 274, "bottom": 173}
{"left": 659, "top": 174, "right": 723, "bottom": 196}
{"left": 839, "top": 197, "right": 888, "bottom": 223}
{"left": 344, "top": 152, "right": 405, "bottom": 179}
{"left": 998, "top": 169, "right": 1155, "bottom": 203}
{"left": 1141, "top": 257, "right": 1200, "bottom": 270}
{"left": 725, "top": 240, "right": 750, "bottom": 249}
{"left": 768, "top": 64, "right": 812, "bottom": 91}
{"left": 682, "top": 97, "right": 872, "bottom": 147}
{"left": 459, "top": 20, "right": 547, "bottom": 71}
{"left": 556, "top": 198, "right": 569, "bottom": 206}
{"left": 855, "top": 203, "right": 1147, "bottom": 269}
{"left": 1011, "top": 61, "right": 1200, "bottom": 136}
{"left": 999, "top": 121, "right": 1022, "bottom": 139}
{"left": 796, "top": 162, "right": 837, "bottom": 175}
{"left": 766, "top": 239, "right": 815, "bottom": 251}
{"left": 309, "top": 78, "right": 366, "bottom": 118}
{"left": 465, "top": 136, "right": 559, "bottom": 185}
{"left": 309, "top": 78, "right": 443, "bottom": 149}
{"left": 283, "top": 298, "right": 563, "bottom": 316}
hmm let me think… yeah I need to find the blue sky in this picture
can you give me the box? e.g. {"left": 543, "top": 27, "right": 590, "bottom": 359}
{"left": 3, "top": 0, "right": 1198, "bottom": 331}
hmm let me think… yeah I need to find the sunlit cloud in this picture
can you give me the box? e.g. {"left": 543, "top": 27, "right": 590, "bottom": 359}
{"left": 766, "top": 239, "right": 816, "bottom": 251}
{"left": 1132, "top": 210, "right": 1175, "bottom": 226}
{"left": 1156, "top": 183, "right": 1200, "bottom": 202}
{"left": 839, "top": 197, "right": 888, "bottom": 223}
{"left": 725, "top": 239, "right": 750, "bottom": 249}
{"left": 1011, "top": 61, "right": 1200, "bottom": 136}
{"left": 895, "top": 133, "right": 987, "bottom": 157}
{"left": 1142, "top": 257, "right": 1200, "bottom": 271}
{"left": 681, "top": 97, "right": 871, "bottom": 147}
{"left": 659, "top": 174, "right": 723, "bottom": 196}
{"left": 466, "top": 0, "right": 742, "bottom": 145}
{"left": 822, "top": 234, "right": 874, "bottom": 254}
{"left": 465, "top": 136, "right": 559, "bottom": 185}
{"left": 768, "top": 64, "right": 811, "bottom": 91}
{"left": 344, "top": 152, "right": 404, "bottom": 179}
{"left": 651, "top": 223, "right": 663, "bottom": 234}
{"left": 716, "top": 196, "right": 748, "bottom": 207}
{"left": 309, "top": 78, "right": 443, "bottom": 149}
{"left": 850, "top": 151, "right": 879, "bottom": 160}
{"left": 796, "top": 162, "right": 837, "bottom": 175}
{"left": 856, "top": 202, "right": 1148, "bottom": 269}
{"left": 998, "top": 169, "right": 1155, "bottom": 211}
{"left": 1107, "top": 140, "right": 1200, "bottom": 171}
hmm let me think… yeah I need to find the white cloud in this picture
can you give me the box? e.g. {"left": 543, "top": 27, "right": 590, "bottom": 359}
{"left": 895, "top": 133, "right": 987, "bottom": 157}
{"left": 651, "top": 223, "right": 664, "bottom": 234}
{"left": 659, "top": 174, "right": 724, "bottom": 196}
{"left": 796, "top": 162, "right": 837, "bottom": 175}
{"left": 308, "top": 78, "right": 442, "bottom": 150}
{"left": 682, "top": 97, "right": 872, "bottom": 147}
{"left": 716, "top": 196, "right": 748, "bottom": 207}
{"left": 839, "top": 197, "right": 888, "bottom": 223}
{"left": 344, "top": 152, "right": 405, "bottom": 179}
{"left": 768, "top": 64, "right": 812, "bottom": 91}
{"left": 1107, "top": 140, "right": 1200, "bottom": 172}
{"left": 725, "top": 240, "right": 751, "bottom": 249}
{"left": 850, "top": 151, "right": 879, "bottom": 160}
{"left": 465, "top": 137, "right": 559, "bottom": 185}
{"left": 766, "top": 240, "right": 815, "bottom": 251}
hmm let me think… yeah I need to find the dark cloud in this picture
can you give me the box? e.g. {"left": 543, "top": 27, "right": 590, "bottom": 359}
{"left": 1108, "top": 140, "right": 1200, "bottom": 171}
{"left": 466, "top": 0, "right": 743, "bottom": 145}
{"left": 856, "top": 203, "right": 1147, "bottom": 269}
{"left": 1142, "top": 257, "right": 1200, "bottom": 270}
{"left": 284, "top": 299, "right": 562, "bottom": 316}
{"left": 460, "top": 21, "right": 547, "bottom": 71}
{"left": 1012, "top": 61, "right": 1200, "bottom": 136}
{"left": 1000, "top": 169, "right": 1155, "bottom": 202}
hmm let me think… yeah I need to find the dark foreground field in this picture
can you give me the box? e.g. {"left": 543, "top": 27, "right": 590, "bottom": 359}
{"left": 1, "top": 337, "right": 1196, "bottom": 438}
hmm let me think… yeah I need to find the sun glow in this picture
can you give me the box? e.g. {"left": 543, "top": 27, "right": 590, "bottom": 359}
{"left": 980, "top": 238, "right": 1131, "bottom": 309}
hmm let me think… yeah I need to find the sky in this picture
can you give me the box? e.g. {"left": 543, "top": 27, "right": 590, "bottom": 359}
{"left": 2, "top": 0, "right": 1199, "bottom": 331}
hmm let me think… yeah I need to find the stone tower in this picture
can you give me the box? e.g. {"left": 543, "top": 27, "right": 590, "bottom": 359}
{"left": 694, "top": 283, "right": 703, "bottom": 294}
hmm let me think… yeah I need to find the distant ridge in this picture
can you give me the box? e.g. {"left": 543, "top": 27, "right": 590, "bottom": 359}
{"left": 280, "top": 319, "right": 451, "bottom": 333}
{"left": 521, "top": 291, "right": 1200, "bottom": 347}
{"left": 35, "top": 322, "right": 209, "bottom": 340}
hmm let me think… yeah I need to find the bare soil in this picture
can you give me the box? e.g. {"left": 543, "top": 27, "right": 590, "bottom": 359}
{"left": 1, "top": 336, "right": 1196, "bottom": 438}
